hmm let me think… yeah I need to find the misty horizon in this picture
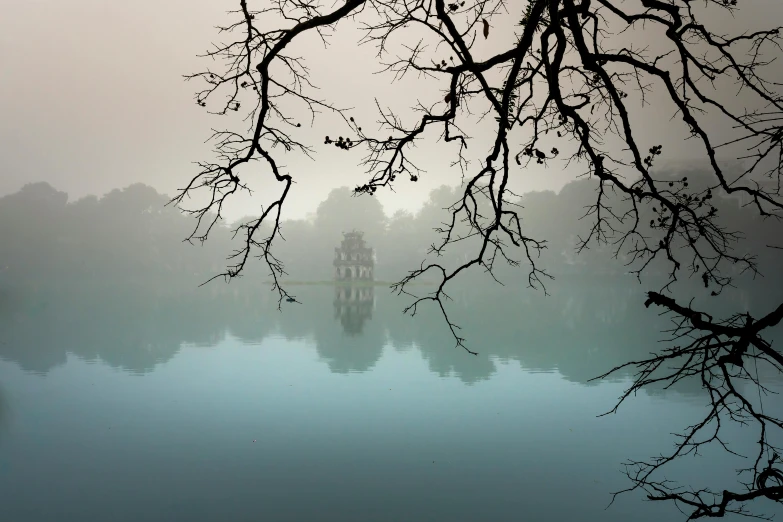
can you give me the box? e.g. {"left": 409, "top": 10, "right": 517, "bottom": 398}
{"left": 2, "top": 0, "right": 783, "bottom": 520}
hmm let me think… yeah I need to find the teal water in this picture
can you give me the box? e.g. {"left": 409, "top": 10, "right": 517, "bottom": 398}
{"left": 0, "top": 282, "right": 780, "bottom": 522}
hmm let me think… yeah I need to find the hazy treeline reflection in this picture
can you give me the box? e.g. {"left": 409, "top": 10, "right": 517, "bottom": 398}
{"left": 1, "top": 279, "right": 779, "bottom": 396}
{"left": 0, "top": 167, "right": 780, "bottom": 393}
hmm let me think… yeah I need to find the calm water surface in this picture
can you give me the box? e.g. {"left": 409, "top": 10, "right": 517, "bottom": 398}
{"left": 0, "top": 282, "right": 780, "bottom": 522}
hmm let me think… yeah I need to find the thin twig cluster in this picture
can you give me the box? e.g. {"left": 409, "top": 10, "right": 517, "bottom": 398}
{"left": 175, "top": 0, "right": 783, "bottom": 517}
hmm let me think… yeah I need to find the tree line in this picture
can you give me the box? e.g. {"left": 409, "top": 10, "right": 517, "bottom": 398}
{"left": 1, "top": 166, "right": 777, "bottom": 291}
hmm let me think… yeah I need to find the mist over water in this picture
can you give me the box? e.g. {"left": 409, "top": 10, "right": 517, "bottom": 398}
{"left": 0, "top": 281, "right": 781, "bottom": 521}
{"left": 0, "top": 172, "right": 781, "bottom": 521}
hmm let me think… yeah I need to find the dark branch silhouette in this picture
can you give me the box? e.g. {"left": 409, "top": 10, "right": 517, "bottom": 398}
{"left": 177, "top": 0, "right": 783, "bottom": 517}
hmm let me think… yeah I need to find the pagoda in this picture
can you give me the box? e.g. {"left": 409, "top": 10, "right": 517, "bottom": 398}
{"left": 333, "top": 230, "right": 374, "bottom": 281}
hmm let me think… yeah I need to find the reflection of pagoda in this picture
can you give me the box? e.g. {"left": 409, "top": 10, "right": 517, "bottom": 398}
{"left": 334, "top": 285, "right": 375, "bottom": 336}
{"left": 333, "top": 230, "right": 374, "bottom": 281}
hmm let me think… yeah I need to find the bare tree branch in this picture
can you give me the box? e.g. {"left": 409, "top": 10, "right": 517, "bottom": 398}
{"left": 179, "top": 0, "right": 783, "bottom": 517}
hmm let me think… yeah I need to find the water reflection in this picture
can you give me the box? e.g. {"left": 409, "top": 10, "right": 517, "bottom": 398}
{"left": 0, "top": 278, "right": 780, "bottom": 394}
{"left": 0, "top": 279, "right": 781, "bottom": 522}
{"left": 0, "top": 385, "right": 9, "bottom": 439}
{"left": 333, "top": 284, "right": 375, "bottom": 336}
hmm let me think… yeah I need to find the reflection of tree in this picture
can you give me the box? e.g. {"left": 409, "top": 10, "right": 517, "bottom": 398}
{"left": 0, "top": 383, "right": 8, "bottom": 440}
{"left": 384, "top": 296, "right": 497, "bottom": 384}
{"left": 594, "top": 292, "right": 783, "bottom": 515}
{"left": 0, "top": 281, "right": 271, "bottom": 374}
{"left": 382, "top": 281, "right": 642, "bottom": 386}
{"left": 276, "top": 287, "right": 386, "bottom": 374}
{"left": 222, "top": 290, "right": 276, "bottom": 345}
{"left": 333, "top": 284, "right": 375, "bottom": 336}
{"left": 1, "top": 280, "right": 778, "bottom": 400}
{"left": 0, "top": 179, "right": 778, "bottom": 404}
{"left": 2, "top": 177, "right": 775, "bottom": 434}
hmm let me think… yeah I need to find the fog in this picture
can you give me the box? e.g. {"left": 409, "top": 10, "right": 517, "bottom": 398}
{"left": 1, "top": 163, "right": 778, "bottom": 284}
{"left": 2, "top": 2, "right": 783, "bottom": 519}
{"left": 1, "top": 0, "right": 780, "bottom": 222}
{"left": 1, "top": 166, "right": 780, "bottom": 385}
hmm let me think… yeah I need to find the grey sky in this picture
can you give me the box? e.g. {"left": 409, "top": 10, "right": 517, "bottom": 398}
{"left": 1, "top": 0, "right": 780, "bottom": 222}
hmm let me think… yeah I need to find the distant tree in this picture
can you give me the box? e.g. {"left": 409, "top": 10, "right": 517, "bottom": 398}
{"left": 312, "top": 186, "right": 387, "bottom": 278}
{"left": 177, "top": 0, "right": 783, "bottom": 517}
{"left": 0, "top": 183, "right": 68, "bottom": 279}
{"left": 314, "top": 186, "right": 387, "bottom": 238}
{"left": 0, "top": 183, "right": 233, "bottom": 284}
{"left": 381, "top": 209, "right": 421, "bottom": 280}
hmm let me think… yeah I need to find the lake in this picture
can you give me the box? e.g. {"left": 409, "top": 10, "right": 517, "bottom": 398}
{"left": 0, "top": 280, "right": 781, "bottom": 522}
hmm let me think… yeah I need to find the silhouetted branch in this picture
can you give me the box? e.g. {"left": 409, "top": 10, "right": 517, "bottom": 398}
{"left": 181, "top": 0, "right": 783, "bottom": 517}
{"left": 591, "top": 291, "right": 783, "bottom": 518}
